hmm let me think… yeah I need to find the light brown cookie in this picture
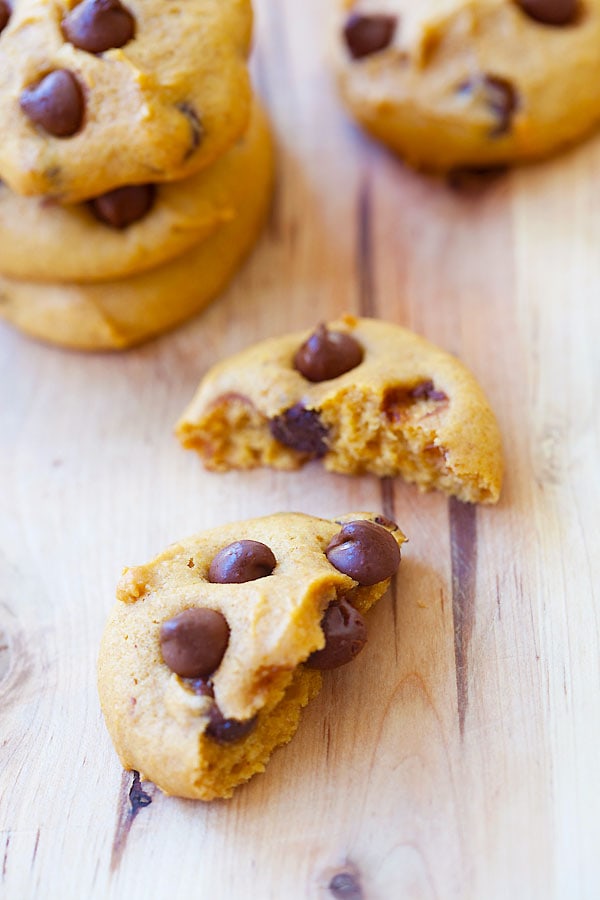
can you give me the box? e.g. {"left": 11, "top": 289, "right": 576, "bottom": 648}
{"left": 176, "top": 316, "right": 503, "bottom": 503}
{"left": 0, "top": 102, "right": 268, "bottom": 284}
{"left": 332, "top": 0, "right": 600, "bottom": 171}
{"left": 98, "top": 512, "right": 405, "bottom": 800}
{"left": 0, "top": 110, "right": 274, "bottom": 350}
{"left": 0, "top": 0, "right": 252, "bottom": 201}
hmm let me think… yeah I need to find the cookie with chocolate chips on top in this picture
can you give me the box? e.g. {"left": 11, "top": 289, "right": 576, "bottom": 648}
{"left": 98, "top": 512, "right": 405, "bottom": 800}
{"left": 176, "top": 316, "right": 503, "bottom": 504}
{"left": 0, "top": 0, "right": 253, "bottom": 201}
{"left": 331, "top": 0, "right": 600, "bottom": 170}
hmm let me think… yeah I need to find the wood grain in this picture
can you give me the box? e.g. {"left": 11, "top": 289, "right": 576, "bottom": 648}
{"left": 1, "top": 1, "right": 600, "bottom": 897}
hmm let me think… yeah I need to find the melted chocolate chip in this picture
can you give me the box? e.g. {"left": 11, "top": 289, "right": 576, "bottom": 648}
{"left": 0, "top": 1, "right": 11, "bottom": 34}
{"left": 159, "top": 608, "right": 229, "bottom": 679}
{"left": 517, "top": 0, "right": 578, "bottom": 25}
{"left": 269, "top": 404, "right": 329, "bottom": 457}
{"left": 208, "top": 540, "right": 277, "bottom": 584}
{"left": 343, "top": 13, "right": 397, "bottom": 59}
{"left": 205, "top": 707, "right": 258, "bottom": 744}
{"left": 294, "top": 324, "right": 364, "bottom": 382}
{"left": 306, "top": 598, "right": 367, "bottom": 670}
{"left": 326, "top": 520, "right": 401, "bottom": 585}
{"left": 373, "top": 515, "right": 399, "bottom": 531}
{"left": 459, "top": 75, "right": 518, "bottom": 137}
{"left": 62, "top": 0, "right": 135, "bottom": 54}
{"left": 409, "top": 380, "right": 448, "bottom": 402}
{"left": 185, "top": 677, "right": 257, "bottom": 743}
{"left": 20, "top": 70, "right": 84, "bottom": 138}
{"left": 89, "top": 184, "right": 155, "bottom": 228}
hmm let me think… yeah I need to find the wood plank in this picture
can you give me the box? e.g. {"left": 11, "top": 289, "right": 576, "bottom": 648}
{"left": 1, "top": 0, "right": 599, "bottom": 897}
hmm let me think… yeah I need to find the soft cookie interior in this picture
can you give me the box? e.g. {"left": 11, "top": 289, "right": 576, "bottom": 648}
{"left": 176, "top": 316, "right": 503, "bottom": 504}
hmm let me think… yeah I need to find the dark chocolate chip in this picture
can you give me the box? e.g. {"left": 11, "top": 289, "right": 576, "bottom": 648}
{"left": 409, "top": 380, "right": 448, "bottom": 402}
{"left": 205, "top": 706, "right": 258, "bottom": 744}
{"left": 326, "top": 520, "right": 401, "bottom": 585}
{"left": 294, "top": 324, "right": 364, "bottom": 383}
{"left": 343, "top": 13, "right": 397, "bottom": 59}
{"left": 159, "top": 608, "right": 230, "bottom": 679}
{"left": 62, "top": 0, "right": 135, "bottom": 54}
{"left": 184, "top": 677, "right": 257, "bottom": 743}
{"left": 0, "top": 1, "right": 11, "bottom": 34}
{"left": 306, "top": 598, "right": 367, "bottom": 670}
{"left": 269, "top": 404, "right": 329, "bottom": 457}
{"left": 177, "top": 102, "right": 204, "bottom": 157}
{"left": 516, "top": 0, "right": 578, "bottom": 25}
{"left": 373, "top": 515, "right": 399, "bottom": 531}
{"left": 88, "top": 184, "right": 155, "bottom": 228}
{"left": 20, "top": 70, "right": 84, "bottom": 138}
{"left": 458, "top": 75, "right": 518, "bottom": 137}
{"left": 208, "top": 540, "right": 277, "bottom": 584}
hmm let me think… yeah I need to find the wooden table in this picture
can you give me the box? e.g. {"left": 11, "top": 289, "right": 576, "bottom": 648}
{"left": 2, "top": 2, "right": 599, "bottom": 897}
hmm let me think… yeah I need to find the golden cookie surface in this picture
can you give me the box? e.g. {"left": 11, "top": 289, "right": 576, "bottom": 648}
{"left": 0, "top": 0, "right": 252, "bottom": 201}
{"left": 332, "top": 0, "right": 600, "bottom": 170}
{"left": 98, "top": 512, "right": 405, "bottom": 800}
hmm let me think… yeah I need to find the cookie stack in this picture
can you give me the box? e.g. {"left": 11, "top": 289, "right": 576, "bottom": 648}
{"left": 0, "top": 0, "right": 273, "bottom": 350}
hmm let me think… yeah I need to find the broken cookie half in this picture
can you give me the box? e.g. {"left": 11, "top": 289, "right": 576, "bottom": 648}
{"left": 98, "top": 512, "right": 405, "bottom": 800}
{"left": 176, "top": 316, "right": 503, "bottom": 504}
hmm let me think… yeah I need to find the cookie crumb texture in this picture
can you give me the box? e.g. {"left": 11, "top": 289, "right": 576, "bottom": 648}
{"left": 97, "top": 513, "right": 405, "bottom": 800}
{"left": 176, "top": 317, "right": 503, "bottom": 504}
{"left": 0, "top": 0, "right": 253, "bottom": 201}
{"left": 332, "top": 0, "right": 600, "bottom": 170}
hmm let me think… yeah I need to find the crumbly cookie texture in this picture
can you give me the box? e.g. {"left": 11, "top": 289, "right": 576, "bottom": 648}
{"left": 98, "top": 512, "right": 405, "bottom": 800}
{"left": 0, "top": 105, "right": 273, "bottom": 350}
{"left": 331, "top": 0, "right": 600, "bottom": 171}
{"left": 176, "top": 316, "right": 503, "bottom": 504}
{"left": 0, "top": 101, "right": 266, "bottom": 284}
{"left": 0, "top": 0, "right": 252, "bottom": 201}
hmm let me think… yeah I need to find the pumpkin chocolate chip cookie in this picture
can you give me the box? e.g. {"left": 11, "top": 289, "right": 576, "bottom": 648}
{"left": 176, "top": 316, "right": 503, "bottom": 504}
{"left": 0, "top": 101, "right": 268, "bottom": 284}
{"left": 98, "top": 512, "right": 405, "bottom": 800}
{"left": 0, "top": 103, "right": 274, "bottom": 350}
{"left": 0, "top": 0, "right": 252, "bottom": 201}
{"left": 331, "top": 0, "right": 600, "bottom": 171}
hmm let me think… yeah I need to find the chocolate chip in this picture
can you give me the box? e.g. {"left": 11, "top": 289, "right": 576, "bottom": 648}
{"left": 205, "top": 707, "right": 257, "bottom": 744}
{"left": 294, "top": 324, "right": 364, "bottom": 383}
{"left": 159, "top": 608, "right": 229, "bottom": 679}
{"left": 517, "top": 0, "right": 578, "bottom": 25}
{"left": 306, "top": 599, "right": 367, "bottom": 670}
{"left": 62, "top": 0, "right": 135, "bottom": 53}
{"left": 88, "top": 184, "right": 155, "bottom": 228}
{"left": 0, "top": 1, "right": 11, "bottom": 34}
{"left": 326, "top": 520, "right": 401, "bottom": 585}
{"left": 409, "top": 380, "right": 448, "bottom": 402}
{"left": 269, "top": 404, "right": 329, "bottom": 457}
{"left": 343, "top": 14, "right": 397, "bottom": 59}
{"left": 185, "top": 677, "right": 257, "bottom": 743}
{"left": 208, "top": 540, "right": 277, "bottom": 584}
{"left": 20, "top": 70, "right": 85, "bottom": 138}
{"left": 373, "top": 515, "right": 399, "bottom": 531}
{"left": 458, "top": 75, "right": 518, "bottom": 137}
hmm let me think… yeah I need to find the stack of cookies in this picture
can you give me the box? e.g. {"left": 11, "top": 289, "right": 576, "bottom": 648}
{"left": 0, "top": 0, "right": 273, "bottom": 350}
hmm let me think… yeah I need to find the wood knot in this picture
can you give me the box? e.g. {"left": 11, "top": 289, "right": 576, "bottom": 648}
{"left": 328, "top": 868, "right": 364, "bottom": 899}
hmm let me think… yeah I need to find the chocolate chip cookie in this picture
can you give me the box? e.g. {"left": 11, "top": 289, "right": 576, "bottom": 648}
{"left": 0, "top": 0, "right": 252, "bottom": 201}
{"left": 176, "top": 316, "right": 503, "bottom": 503}
{"left": 332, "top": 0, "right": 600, "bottom": 170}
{"left": 0, "top": 101, "right": 268, "bottom": 284}
{"left": 98, "top": 512, "right": 405, "bottom": 800}
{"left": 0, "top": 109, "right": 274, "bottom": 350}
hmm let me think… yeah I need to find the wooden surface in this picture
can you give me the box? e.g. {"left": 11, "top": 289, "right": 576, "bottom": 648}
{"left": 1, "top": 2, "right": 599, "bottom": 898}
